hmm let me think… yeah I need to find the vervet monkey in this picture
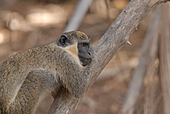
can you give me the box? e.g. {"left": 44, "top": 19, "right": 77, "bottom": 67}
{"left": 0, "top": 31, "right": 93, "bottom": 114}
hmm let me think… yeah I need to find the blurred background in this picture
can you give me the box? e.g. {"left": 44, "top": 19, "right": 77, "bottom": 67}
{"left": 0, "top": 0, "right": 169, "bottom": 114}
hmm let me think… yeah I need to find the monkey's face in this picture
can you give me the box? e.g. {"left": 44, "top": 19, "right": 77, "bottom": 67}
{"left": 78, "top": 40, "right": 92, "bottom": 66}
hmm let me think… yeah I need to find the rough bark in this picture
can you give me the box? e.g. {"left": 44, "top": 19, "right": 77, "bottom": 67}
{"left": 49, "top": 0, "right": 170, "bottom": 113}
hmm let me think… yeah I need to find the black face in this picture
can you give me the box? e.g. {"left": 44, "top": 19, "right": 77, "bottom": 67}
{"left": 57, "top": 35, "right": 74, "bottom": 47}
{"left": 78, "top": 41, "right": 92, "bottom": 66}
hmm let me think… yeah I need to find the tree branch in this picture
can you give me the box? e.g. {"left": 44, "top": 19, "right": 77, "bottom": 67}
{"left": 49, "top": 0, "right": 169, "bottom": 113}
{"left": 88, "top": 0, "right": 166, "bottom": 84}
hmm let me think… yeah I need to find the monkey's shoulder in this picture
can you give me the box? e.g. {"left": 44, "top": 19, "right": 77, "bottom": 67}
{"left": 0, "top": 43, "right": 61, "bottom": 68}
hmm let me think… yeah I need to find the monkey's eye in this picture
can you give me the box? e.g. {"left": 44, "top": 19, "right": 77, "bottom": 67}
{"left": 81, "top": 43, "right": 85, "bottom": 47}
{"left": 81, "top": 43, "right": 88, "bottom": 47}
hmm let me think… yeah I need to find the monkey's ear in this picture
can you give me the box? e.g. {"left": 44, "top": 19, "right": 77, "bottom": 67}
{"left": 57, "top": 35, "right": 71, "bottom": 47}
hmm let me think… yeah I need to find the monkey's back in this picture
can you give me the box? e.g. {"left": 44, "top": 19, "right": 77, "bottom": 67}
{"left": 0, "top": 42, "right": 63, "bottom": 113}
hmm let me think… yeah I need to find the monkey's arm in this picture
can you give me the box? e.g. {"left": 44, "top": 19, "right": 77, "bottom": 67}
{"left": 57, "top": 49, "right": 92, "bottom": 98}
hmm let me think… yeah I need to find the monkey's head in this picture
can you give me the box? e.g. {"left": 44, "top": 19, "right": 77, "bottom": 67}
{"left": 57, "top": 31, "right": 89, "bottom": 47}
{"left": 57, "top": 31, "right": 92, "bottom": 66}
